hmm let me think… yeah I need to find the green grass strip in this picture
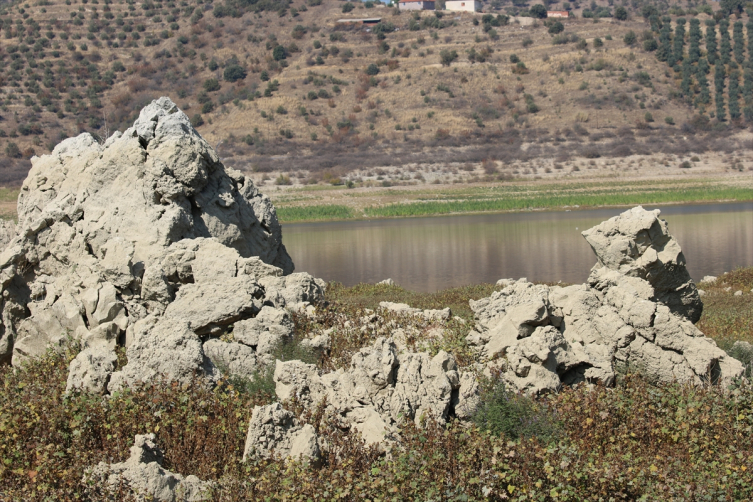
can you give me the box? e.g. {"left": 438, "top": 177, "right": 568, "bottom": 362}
{"left": 276, "top": 204, "right": 354, "bottom": 222}
{"left": 363, "top": 187, "right": 753, "bottom": 218}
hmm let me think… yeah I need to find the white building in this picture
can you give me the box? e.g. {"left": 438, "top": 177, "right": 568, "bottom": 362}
{"left": 444, "top": 0, "right": 482, "bottom": 12}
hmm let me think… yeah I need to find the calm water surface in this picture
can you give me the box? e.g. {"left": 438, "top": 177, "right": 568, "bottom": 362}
{"left": 282, "top": 203, "right": 753, "bottom": 292}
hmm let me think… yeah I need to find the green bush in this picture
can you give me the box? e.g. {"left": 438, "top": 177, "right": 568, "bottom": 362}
{"left": 223, "top": 64, "right": 246, "bottom": 82}
{"left": 365, "top": 63, "right": 379, "bottom": 75}
{"left": 203, "top": 78, "right": 220, "bottom": 92}
{"left": 472, "top": 381, "right": 560, "bottom": 442}
{"left": 191, "top": 114, "right": 204, "bottom": 127}
{"left": 623, "top": 30, "right": 636, "bottom": 46}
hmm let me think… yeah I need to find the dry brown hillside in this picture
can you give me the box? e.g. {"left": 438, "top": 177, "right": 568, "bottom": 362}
{"left": 0, "top": 0, "right": 750, "bottom": 186}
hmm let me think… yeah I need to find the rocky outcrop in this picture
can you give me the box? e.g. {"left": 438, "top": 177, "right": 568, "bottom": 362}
{"left": 0, "top": 97, "right": 323, "bottom": 392}
{"left": 271, "top": 337, "right": 477, "bottom": 445}
{"left": 243, "top": 403, "right": 322, "bottom": 465}
{"left": 468, "top": 207, "right": 744, "bottom": 395}
{"left": 85, "top": 433, "right": 211, "bottom": 501}
{"left": 582, "top": 206, "right": 702, "bottom": 323}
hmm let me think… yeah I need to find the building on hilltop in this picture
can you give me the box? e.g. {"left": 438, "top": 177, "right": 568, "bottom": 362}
{"left": 397, "top": 0, "right": 435, "bottom": 10}
{"left": 444, "top": 0, "right": 482, "bottom": 12}
{"left": 546, "top": 10, "right": 570, "bottom": 17}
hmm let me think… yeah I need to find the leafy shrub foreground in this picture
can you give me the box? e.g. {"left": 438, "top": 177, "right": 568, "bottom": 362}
{"left": 3, "top": 345, "right": 753, "bottom": 501}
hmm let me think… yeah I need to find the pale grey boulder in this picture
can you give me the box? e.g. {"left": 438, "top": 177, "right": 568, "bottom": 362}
{"left": 242, "top": 403, "right": 321, "bottom": 465}
{"left": 273, "top": 337, "right": 470, "bottom": 445}
{"left": 85, "top": 433, "right": 212, "bottom": 501}
{"left": 202, "top": 339, "right": 258, "bottom": 380}
{"left": 582, "top": 206, "right": 702, "bottom": 323}
{"left": 66, "top": 345, "right": 118, "bottom": 394}
{"left": 0, "top": 219, "right": 16, "bottom": 252}
{"left": 0, "top": 97, "right": 295, "bottom": 367}
{"left": 467, "top": 208, "right": 745, "bottom": 395}
{"left": 107, "top": 317, "right": 217, "bottom": 393}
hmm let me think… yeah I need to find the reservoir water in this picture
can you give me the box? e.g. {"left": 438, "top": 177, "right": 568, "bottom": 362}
{"left": 282, "top": 202, "right": 753, "bottom": 292}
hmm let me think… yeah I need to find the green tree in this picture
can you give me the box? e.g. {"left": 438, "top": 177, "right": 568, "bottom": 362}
{"left": 729, "top": 70, "right": 741, "bottom": 119}
{"left": 688, "top": 18, "right": 702, "bottom": 63}
{"left": 747, "top": 21, "right": 753, "bottom": 63}
{"left": 719, "top": 19, "right": 731, "bottom": 65}
{"left": 223, "top": 64, "right": 246, "bottom": 82}
{"left": 673, "top": 18, "right": 686, "bottom": 62}
{"left": 681, "top": 59, "right": 692, "bottom": 97}
{"left": 697, "top": 59, "right": 711, "bottom": 105}
{"left": 365, "top": 63, "right": 379, "bottom": 75}
{"left": 272, "top": 45, "right": 287, "bottom": 61}
{"left": 203, "top": 78, "right": 220, "bottom": 92}
{"left": 342, "top": 2, "right": 354, "bottom": 13}
{"left": 706, "top": 20, "right": 718, "bottom": 65}
{"left": 440, "top": 49, "right": 458, "bottom": 66}
{"left": 5, "top": 142, "right": 20, "bottom": 158}
{"left": 715, "top": 63, "right": 726, "bottom": 121}
{"left": 614, "top": 6, "right": 627, "bottom": 20}
{"left": 720, "top": 0, "right": 744, "bottom": 17}
{"left": 733, "top": 21, "right": 744, "bottom": 64}
{"left": 529, "top": 4, "right": 547, "bottom": 18}
{"left": 623, "top": 30, "right": 637, "bottom": 46}
{"left": 657, "top": 22, "right": 672, "bottom": 62}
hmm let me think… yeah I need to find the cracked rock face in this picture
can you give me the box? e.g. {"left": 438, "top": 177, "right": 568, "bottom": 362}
{"left": 0, "top": 97, "right": 323, "bottom": 392}
{"left": 582, "top": 205, "right": 703, "bottom": 323}
{"left": 468, "top": 206, "right": 743, "bottom": 395}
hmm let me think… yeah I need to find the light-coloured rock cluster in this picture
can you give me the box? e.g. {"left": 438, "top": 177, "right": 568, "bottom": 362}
{"left": 243, "top": 402, "right": 322, "bottom": 465}
{"left": 467, "top": 207, "right": 744, "bottom": 395}
{"left": 242, "top": 337, "right": 479, "bottom": 460}
{"left": 85, "top": 433, "right": 212, "bottom": 501}
{"left": 0, "top": 97, "right": 323, "bottom": 393}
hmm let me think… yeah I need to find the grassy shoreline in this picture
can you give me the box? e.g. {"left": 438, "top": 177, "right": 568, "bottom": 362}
{"left": 275, "top": 182, "right": 753, "bottom": 223}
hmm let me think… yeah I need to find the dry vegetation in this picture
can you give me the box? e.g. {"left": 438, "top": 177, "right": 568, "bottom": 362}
{"left": 0, "top": 0, "right": 751, "bottom": 187}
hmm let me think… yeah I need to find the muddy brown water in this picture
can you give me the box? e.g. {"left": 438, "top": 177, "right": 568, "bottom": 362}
{"left": 282, "top": 202, "right": 753, "bottom": 292}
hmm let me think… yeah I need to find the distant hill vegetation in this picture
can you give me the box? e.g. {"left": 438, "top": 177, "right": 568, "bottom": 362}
{"left": 0, "top": 0, "right": 750, "bottom": 184}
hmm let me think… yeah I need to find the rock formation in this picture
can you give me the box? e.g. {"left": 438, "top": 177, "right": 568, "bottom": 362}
{"left": 85, "top": 433, "right": 211, "bottom": 501}
{"left": 0, "top": 97, "right": 324, "bottom": 393}
{"left": 266, "top": 337, "right": 478, "bottom": 445}
{"left": 467, "top": 206, "right": 743, "bottom": 395}
{"left": 243, "top": 403, "right": 322, "bottom": 465}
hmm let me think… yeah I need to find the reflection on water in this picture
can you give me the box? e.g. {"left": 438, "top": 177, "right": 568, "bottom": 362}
{"left": 282, "top": 203, "right": 753, "bottom": 292}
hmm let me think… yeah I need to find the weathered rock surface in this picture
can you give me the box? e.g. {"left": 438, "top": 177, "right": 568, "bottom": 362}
{"left": 0, "top": 97, "right": 324, "bottom": 392}
{"left": 0, "top": 219, "right": 16, "bottom": 252}
{"left": 243, "top": 403, "right": 321, "bottom": 465}
{"left": 272, "top": 337, "right": 476, "bottom": 444}
{"left": 468, "top": 207, "right": 743, "bottom": 395}
{"left": 582, "top": 206, "right": 702, "bottom": 323}
{"left": 85, "top": 433, "right": 211, "bottom": 501}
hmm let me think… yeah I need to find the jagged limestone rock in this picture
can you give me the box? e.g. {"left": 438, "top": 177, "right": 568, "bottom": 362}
{"left": 582, "top": 206, "right": 702, "bottom": 323}
{"left": 467, "top": 207, "right": 743, "bottom": 395}
{"left": 85, "top": 433, "right": 212, "bottom": 501}
{"left": 0, "top": 98, "right": 296, "bottom": 363}
{"left": 273, "top": 337, "right": 476, "bottom": 445}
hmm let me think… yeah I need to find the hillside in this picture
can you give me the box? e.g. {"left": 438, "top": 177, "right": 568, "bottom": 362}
{"left": 0, "top": 0, "right": 751, "bottom": 186}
